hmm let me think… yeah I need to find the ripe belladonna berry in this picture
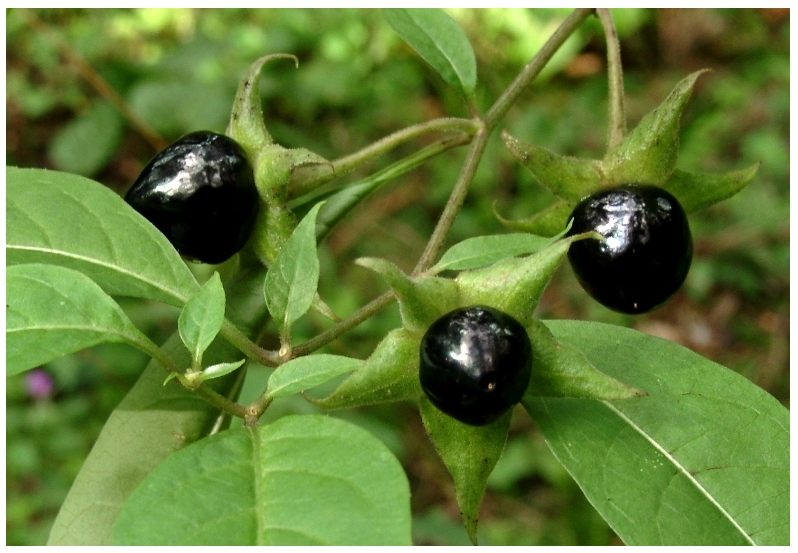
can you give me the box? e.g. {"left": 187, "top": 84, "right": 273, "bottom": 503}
{"left": 566, "top": 184, "right": 692, "bottom": 314}
{"left": 125, "top": 131, "right": 259, "bottom": 265}
{"left": 419, "top": 306, "right": 532, "bottom": 426}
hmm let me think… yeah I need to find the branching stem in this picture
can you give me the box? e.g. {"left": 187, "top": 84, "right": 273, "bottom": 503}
{"left": 597, "top": 8, "right": 626, "bottom": 150}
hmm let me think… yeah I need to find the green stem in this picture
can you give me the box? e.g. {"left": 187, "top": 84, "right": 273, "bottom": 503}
{"left": 289, "top": 117, "right": 478, "bottom": 197}
{"left": 485, "top": 8, "right": 594, "bottom": 129}
{"left": 597, "top": 8, "right": 626, "bottom": 150}
{"left": 219, "top": 320, "right": 279, "bottom": 367}
{"left": 133, "top": 336, "right": 249, "bottom": 419}
{"left": 290, "top": 291, "right": 394, "bottom": 358}
{"left": 413, "top": 123, "right": 489, "bottom": 273}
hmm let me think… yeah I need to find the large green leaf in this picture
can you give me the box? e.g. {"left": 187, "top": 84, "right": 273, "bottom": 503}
{"left": 7, "top": 264, "right": 151, "bottom": 375}
{"left": 47, "top": 332, "right": 241, "bottom": 545}
{"left": 263, "top": 202, "right": 323, "bottom": 336}
{"left": 112, "top": 415, "right": 412, "bottom": 545}
{"left": 384, "top": 8, "right": 477, "bottom": 100}
{"left": 6, "top": 167, "right": 199, "bottom": 306}
{"left": 524, "top": 320, "right": 788, "bottom": 546}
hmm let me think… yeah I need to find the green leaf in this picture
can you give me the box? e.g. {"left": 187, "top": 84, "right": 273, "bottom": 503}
{"left": 524, "top": 320, "right": 788, "bottom": 546}
{"left": 525, "top": 320, "right": 642, "bottom": 400}
{"left": 265, "top": 354, "right": 363, "bottom": 400}
{"left": 263, "top": 202, "right": 323, "bottom": 336}
{"left": 663, "top": 164, "right": 760, "bottom": 213}
{"left": 7, "top": 264, "right": 149, "bottom": 376}
{"left": 356, "top": 257, "right": 460, "bottom": 333}
{"left": 198, "top": 359, "right": 246, "bottom": 383}
{"left": 419, "top": 397, "right": 511, "bottom": 545}
{"left": 315, "top": 328, "right": 420, "bottom": 410}
{"left": 603, "top": 70, "right": 710, "bottom": 186}
{"left": 502, "top": 131, "right": 604, "bottom": 201}
{"left": 430, "top": 232, "right": 553, "bottom": 273}
{"left": 178, "top": 272, "right": 226, "bottom": 366}
{"left": 7, "top": 167, "right": 200, "bottom": 306}
{"left": 112, "top": 415, "right": 412, "bottom": 545}
{"left": 384, "top": 8, "right": 477, "bottom": 100}
{"left": 48, "top": 101, "right": 123, "bottom": 177}
{"left": 47, "top": 331, "right": 243, "bottom": 545}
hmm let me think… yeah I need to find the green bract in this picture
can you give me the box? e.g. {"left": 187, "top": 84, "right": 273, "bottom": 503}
{"left": 316, "top": 234, "right": 641, "bottom": 541}
{"left": 500, "top": 70, "right": 759, "bottom": 235}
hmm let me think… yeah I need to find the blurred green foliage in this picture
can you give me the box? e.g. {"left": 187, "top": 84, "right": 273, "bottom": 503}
{"left": 6, "top": 8, "right": 788, "bottom": 546}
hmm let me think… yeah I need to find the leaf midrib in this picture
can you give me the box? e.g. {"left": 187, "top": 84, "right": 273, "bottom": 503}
{"left": 602, "top": 401, "right": 756, "bottom": 545}
{"left": 8, "top": 243, "right": 191, "bottom": 305}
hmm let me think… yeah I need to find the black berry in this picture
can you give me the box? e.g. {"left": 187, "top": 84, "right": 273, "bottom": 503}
{"left": 125, "top": 131, "right": 259, "bottom": 264}
{"left": 566, "top": 184, "right": 692, "bottom": 314}
{"left": 419, "top": 306, "right": 532, "bottom": 426}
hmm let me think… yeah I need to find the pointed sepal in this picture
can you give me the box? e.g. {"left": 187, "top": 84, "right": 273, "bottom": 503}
{"left": 525, "top": 320, "right": 644, "bottom": 400}
{"left": 663, "top": 163, "right": 759, "bottom": 213}
{"left": 419, "top": 396, "right": 511, "bottom": 545}
{"left": 602, "top": 69, "right": 710, "bottom": 186}
{"left": 313, "top": 328, "right": 421, "bottom": 409}
{"left": 503, "top": 131, "right": 603, "bottom": 201}
{"left": 356, "top": 257, "right": 461, "bottom": 333}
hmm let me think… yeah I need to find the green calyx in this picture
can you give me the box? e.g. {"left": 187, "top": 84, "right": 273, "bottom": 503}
{"left": 226, "top": 54, "right": 333, "bottom": 265}
{"left": 314, "top": 234, "right": 640, "bottom": 543}
{"left": 501, "top": 70, "right": 759, "bottom": 236}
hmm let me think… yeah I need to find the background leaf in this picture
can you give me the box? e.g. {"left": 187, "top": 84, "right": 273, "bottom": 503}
{"left": 524, "top": 320, "right": 788, "bottom": 546}
{"left": 266, "top": 354, "right": 363, "bottom": 400}
{"left": 47, "top": 332, "right": 244, "bottom": 545}
{"left": 47, "top": 101, "right": 123, "bottom": 177}
{"left": 178, "top": 272, "right": 226, "bottom": 365}
{"left": 431, "top": 232, "right": 553, "bottom": 273}
{"left": 384, "top": 8, "right": 477, "bottom": 99}
{"left": 263, "top": 202, "right": 323, "bottom": 334}
{"left": 420, "top": 397, "right": 511, "bottom": 545}
{"left": 7, "top": 264, "right": 149, "bottom": 376}
{"left": 7, "top": 167, "right": 199, "bottom": 306}
{"left": 112, "top": 415, "right": 412, "bottom": 545}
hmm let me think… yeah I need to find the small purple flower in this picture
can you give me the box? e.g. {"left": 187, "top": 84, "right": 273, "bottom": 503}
{"left": 25, "top": 369, "right": 54, "bottom": 400}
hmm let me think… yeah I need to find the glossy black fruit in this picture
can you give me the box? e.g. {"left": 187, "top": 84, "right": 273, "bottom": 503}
{"left": 419, "top": 305, "right": 532, "bottom": 426}
{"left": 125, "top": 131, "right": 259, "bottom": 264}
{"left": 566, "top": 184, "right": 692, "bottom": 314}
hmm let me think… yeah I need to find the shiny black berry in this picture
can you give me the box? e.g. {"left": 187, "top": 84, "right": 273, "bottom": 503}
{"left": 125, "top": 131, "right": 259, "bottom": 264}
{"left": 566, "top": 184, "right": 692, "bottom": 314}
{"left": 419, "top": 306, "right": 532, "bottom": 426}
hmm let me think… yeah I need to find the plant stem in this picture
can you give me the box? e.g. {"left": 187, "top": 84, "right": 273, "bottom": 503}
{"left": 219, "top": 320, "right": 280, "bottom": 367}
{"left": 597, "top": 8, "right": 626, "bottom": 150}
{"left": 413, "top": 123, "right": 489, "bottom": 273}
{"left": 485, "top": 8, "right": 595, "bottom": 129}
{"left": 290, "top": 117, "right": 478, "bottom": 197}
{"left": 134, "top": 336, "right": 248, "bottom": 419}
{"left": 290, "top": 291, "right": 394, "bottom": 357}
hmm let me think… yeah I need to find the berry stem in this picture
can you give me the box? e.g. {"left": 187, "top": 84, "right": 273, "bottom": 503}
{"left": 597, "top": 8, "right": 627, "bottom": 151}
{"left": 413, "top": 123, "right": 489, "bottom": 273}
{"left": 288, "top": 117, "right": 479, "bottom": 198}
{"left": 484, "top": 8, "right": 595, "bottom": 129}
